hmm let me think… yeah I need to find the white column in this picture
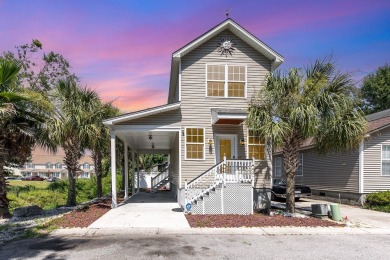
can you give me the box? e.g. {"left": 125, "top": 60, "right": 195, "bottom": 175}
{"left": 137, "top": 154, "right": 140, "bottom": 193}
{"left": 110, "top": 131, "right": 117, "bottom": 208}
{"left": 124, "top": 143, "right": 129, "bottom": 200}
{"left": 132, "top": 150, "right": 135, "bottom": 196}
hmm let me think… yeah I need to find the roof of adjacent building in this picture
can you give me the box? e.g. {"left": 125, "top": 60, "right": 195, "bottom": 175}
{"left": 274, "top": 109, "right": 390, "bottom": 154}
{"left": 29, "top": 147, "right": 94, "bottom": 165}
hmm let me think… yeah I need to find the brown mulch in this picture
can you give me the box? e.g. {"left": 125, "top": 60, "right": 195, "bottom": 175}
{"left": 185, "top": 214, "right": 344, "bottom": 228}
{"left": 50, "top": 198, "right": 123, "bottom": 228}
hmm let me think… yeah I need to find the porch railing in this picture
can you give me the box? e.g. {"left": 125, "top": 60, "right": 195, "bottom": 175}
{"left": 185, "top": 157, "right": 254, "bottom": 206}
{"left": 151, "top": 165, "right": 170, "bottom": 191}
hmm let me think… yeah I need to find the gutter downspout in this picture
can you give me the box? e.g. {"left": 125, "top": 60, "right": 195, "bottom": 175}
{"left": 359, "top": 140, "right": 364, "bottom": 194}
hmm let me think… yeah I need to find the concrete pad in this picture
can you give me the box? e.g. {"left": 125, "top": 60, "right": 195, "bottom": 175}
{"left": 273, "top": 198, "right": 390, "bottom": 228}
{"left": 88, "top": 191, "right": 190, "bottom": 229}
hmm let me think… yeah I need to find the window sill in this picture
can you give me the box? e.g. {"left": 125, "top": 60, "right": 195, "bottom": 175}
{"left": 205, "top": 96, "right": 247, "bottom": 99}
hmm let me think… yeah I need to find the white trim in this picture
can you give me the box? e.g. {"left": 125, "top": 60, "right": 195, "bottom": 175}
{"left": 184, "top": 127, "right": 206, "bottom": 161}
{"left": 179, "top": 129, "right": 182, "bottom": 189}
{"left": 178, "top": 60, "right": 182, "bottom": 101}
{"left": 246, "top": 129, "right": 266, "bottom": 161}
{"left": 110, "top": 131, "right": 117, "bottom": 208}
{"left": 111, "top": 125, "right": 181, "bottom": 132}
{"left": 103, "top": 102, "right": 181, "bottom": 125}
{"left": 359, "top": 140, "right": 364, "bottom": 193}
{"left": 381, "top": 144, "right": 390, "bottom": 176}
{"left": 215, "top": 134, "right": 238, "bottom": 163}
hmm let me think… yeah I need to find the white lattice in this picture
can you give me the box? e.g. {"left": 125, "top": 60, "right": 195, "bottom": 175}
{"left": 204, "top": 188, "right": 222, "bottom": 214}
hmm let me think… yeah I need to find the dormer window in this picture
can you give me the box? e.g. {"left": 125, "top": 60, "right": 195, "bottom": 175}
{"left": 83, "top": 163, "right": 90, "bottom": 169}
{"left": 206, "top": 64, "right": 246, "bottom": 98}
{"left": 46, "top": 163, "right": 52, "bottom": 169}
{"left": 55, "top": 163, "right": 62, "bottom": 169}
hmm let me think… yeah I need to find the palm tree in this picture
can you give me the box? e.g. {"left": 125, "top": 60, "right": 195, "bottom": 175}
{"left": 87, "top": 101, "right": 118, "bottom": 197}
{"left": 46, "top": 77, "right": 100, "bottom": 206}
{"left": 0, "top": 59, "right": 52, "bottom": 218}
{"left": 247, "top": 58, "right": 367, "bottom": 213}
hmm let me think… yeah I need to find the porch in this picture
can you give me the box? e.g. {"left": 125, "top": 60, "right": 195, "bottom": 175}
{"left": 89, "top": 191, "right": 190, "bottom": 228}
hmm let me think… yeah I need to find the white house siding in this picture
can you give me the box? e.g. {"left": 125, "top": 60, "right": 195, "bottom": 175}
{"left": 116, "top": 109, "right": 182, "bottom": 126}
{"left": 180, "top": 29, "right": 272, "bottom": 187}
{"left": 170, "top": 133, "right": 180, "bottom": 187}
{"left": 274, "top": 149, "right": 360, "bottom": 194}
{"left": 363, "top": 127, "right": 390, "bottom": 193}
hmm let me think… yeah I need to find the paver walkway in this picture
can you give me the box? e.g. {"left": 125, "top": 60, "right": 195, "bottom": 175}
{"left": 89, "top": 191, "right": 190, "bottom": 229}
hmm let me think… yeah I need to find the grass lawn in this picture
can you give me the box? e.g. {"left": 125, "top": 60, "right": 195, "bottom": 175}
{"left": 8, "top": 180, "right": 49, "bottom": 189}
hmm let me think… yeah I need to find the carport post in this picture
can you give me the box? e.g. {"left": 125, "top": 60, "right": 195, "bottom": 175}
{"left": 137, "top": 154, "right": 140, "bottom": 193}
{"left": 110, "top": 131, "right": 117, "bottom": 208}
{"left": 132, "top": 151, "right": 135, "bottom": 196}
{"left": 124, "top": 143, "right": 129, "bottom": 200}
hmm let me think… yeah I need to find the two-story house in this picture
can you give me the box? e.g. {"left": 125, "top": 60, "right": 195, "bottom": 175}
{"left": 104, "top": 19, "right": 284, "bottom": 214}
{"left": 21, "top": 147, "right": 95, "bottom": 180}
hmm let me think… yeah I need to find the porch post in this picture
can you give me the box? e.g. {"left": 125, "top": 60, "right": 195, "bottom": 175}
{"left": 132, "top": 150, "right": 135, "bottom": 196}
{"left": 110, "top": 131, "right": 117, "bottom": 208}
{"left": 137, "top": 153, "right": 140, "bottom": 193}
{"left": 124, "top": 143, "right": 129, "bottom": 200}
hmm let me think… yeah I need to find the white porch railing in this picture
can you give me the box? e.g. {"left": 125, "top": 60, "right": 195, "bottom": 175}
{"left": 185, "top": 157, "right": 254, "bottom": 206}
{"left": 151, "top": 165, "right": 170, "bottom": 192}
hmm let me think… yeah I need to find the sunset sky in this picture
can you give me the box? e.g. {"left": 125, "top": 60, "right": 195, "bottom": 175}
{"left": 1, "top": 0, "right": 389, "bottom": 112}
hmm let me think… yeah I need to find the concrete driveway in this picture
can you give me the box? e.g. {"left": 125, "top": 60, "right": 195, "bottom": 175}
{"left": 89, "top": 191, "right": 190, "bottom": 229}
{"left": 273, "top": 198, "right": 390, "bottom": 228}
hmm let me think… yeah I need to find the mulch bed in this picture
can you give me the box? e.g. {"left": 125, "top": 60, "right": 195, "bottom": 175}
{"left": 186, "top": 214, "right": 344, "bottom": 228}
{"left": 50, "top": 198, "right": 123, "bottom": 228}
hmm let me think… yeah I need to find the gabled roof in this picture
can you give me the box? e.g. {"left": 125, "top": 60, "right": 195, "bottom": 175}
{"left": 172, "top": 18, "right": 284, "bottom": 64}
{"left": 168, "top": 18, "right": 284, "bottom": 103}
{"left": 103, "top": 102, "right": 181, "bottom": 126}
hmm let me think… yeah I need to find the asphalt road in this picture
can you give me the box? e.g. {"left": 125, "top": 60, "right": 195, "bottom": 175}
{"left": 1, "top": 234, "right": 390, "bottom": 260}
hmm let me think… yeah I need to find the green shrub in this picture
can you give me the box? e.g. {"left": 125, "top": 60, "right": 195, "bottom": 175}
{"left": 366, "top": 190, "right": 390, "bottom": 206}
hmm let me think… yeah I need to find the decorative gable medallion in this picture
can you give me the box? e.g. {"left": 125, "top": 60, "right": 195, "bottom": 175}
{"left": 217, "top": 38, "right": 235, "bottom": 57}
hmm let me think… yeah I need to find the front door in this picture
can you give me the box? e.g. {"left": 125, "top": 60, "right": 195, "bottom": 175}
{"left": 216, "top": 135, "right": 237, "bottom": 162}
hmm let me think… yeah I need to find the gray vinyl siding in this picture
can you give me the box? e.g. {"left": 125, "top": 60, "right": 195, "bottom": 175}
{"left": 363, "top": 127, "right": 390, "bottom": 193}
{"left": 180, "top": 29, "right": 272, "bottom": 187}
{"left": 170, "top": 133, "right": 180, "bottom": 187}
{"left": 116, "top": 109, "right": 182, "bottom": 126}
{"left": 274, "top": 149, "right": 360, "bottom": 193}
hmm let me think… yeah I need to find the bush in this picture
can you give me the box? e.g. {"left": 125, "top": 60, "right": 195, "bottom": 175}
{"left": 366, "top": 190, "right": 390, "bottom": 206}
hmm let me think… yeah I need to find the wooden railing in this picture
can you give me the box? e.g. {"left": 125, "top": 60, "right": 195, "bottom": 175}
{"left": 151, "top": 165, "right": 170, "bottom": 191}
{"left": 185, "top": 157, "right": 254, "bottom": 206}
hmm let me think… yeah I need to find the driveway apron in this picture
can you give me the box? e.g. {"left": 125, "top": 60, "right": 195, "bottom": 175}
{"left": 89, "top": 191, "right": 190, "bottom": 228}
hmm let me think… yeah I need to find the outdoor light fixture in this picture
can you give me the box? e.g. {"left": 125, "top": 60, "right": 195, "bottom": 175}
{"left": 207, "top": 138, "right": 214, "bottom": 145}
{"left": 152, "top": 143, "right": 155, "bottom": 149}
{"left": 240, "top": 139, "right": 246, "bottom": 145}
{"left": 148, "top": 134, "right": 153, "bottom": 141}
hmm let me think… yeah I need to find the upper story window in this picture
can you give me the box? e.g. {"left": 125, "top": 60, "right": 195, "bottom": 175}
{"left": 382, "top": 145, "right": 390, "bottom": 176}
{"left": 248, "top": 130, "right": 265, "bottom": 160}
{"left": 207, "top": 64, "right": 246, "bottom": 98}
{"left": 274, "top": 157, "right": 282, "bottom": 177}
{"left": 25, "top": 163, "right": 34, "bottom": 169}
{"left": 55, "top": 163, "right": 62, "bottom": 169}
{"left": 185, "top": 128, "right": 205, "bottom": 160}
{"left": 296, "top": 153, "right": 303, "bottom": 176}
{"left": 83, "top": 163, "right": 90, "bottom": 169}
{"left": 46, "top": 163, "right": 52, "bottom": 169}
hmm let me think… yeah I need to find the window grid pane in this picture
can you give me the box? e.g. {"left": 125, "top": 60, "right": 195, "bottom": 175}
{"left": 228, "top": 82, "right": 245, "bottom": 97}
{"left": 207, "top": 81, "right": 225, "bottom": 97}
{"left": 186, "top": 128, "right": 204, "bottom": 159}
{"left": 207, "top": 65, "right": 225, "bottom": 81}
{"left": 383, "top": 145, "right": 390, "bottom": 159}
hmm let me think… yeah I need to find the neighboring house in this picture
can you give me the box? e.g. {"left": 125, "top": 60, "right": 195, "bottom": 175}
{"left": 273, "top": 108, "right": 390, "bottom": 205}
{"left": 104, "top": 19, "right": 284, "bottom": 214}
{"left": 21, "top": 147, "right": 95, "bottom": 179}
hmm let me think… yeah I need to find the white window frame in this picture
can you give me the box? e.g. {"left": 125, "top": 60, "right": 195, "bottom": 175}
{"left": 184, "top": 127, "right": 206, "bottom": 160}
{"left": 246, "top": 129, "right": 266, "bottom": 161}
{"left": 52, "top": 172, "right": 60, "bottom": 178}
{"left": 296, "top": 153, "right": 303, "bottom": 176}
{"left": 381, "top": 144, "right": 390, "bottom": 176}
{"left": 84, "top": 163, "right": 90, "bottom": 169}
{"left": 46, "top": 163, "right": 52, "bottom": 169}
{"left": 55, "top": 163, "right": 62, "bottom": 169}
{"left": 205, "top": 64, "right": 247, "bottom": 98}
{"left": 81, "top": 172, "right": 89, "bottom": 178}
{"left": 274, "top": 157, "right": 282, "bottom": 177}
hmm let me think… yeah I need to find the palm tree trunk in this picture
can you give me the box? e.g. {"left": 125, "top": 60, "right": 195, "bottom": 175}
{"left": 0, "top": 161, "right": 11, "bottom": 218}
{"left": 92, "top": 151, "right": 103, "bottom": 198}
{"left": 64, "top": 138, "right": 80, "bottom": 206}
{"left": 282, "top": 136, "right": 301, "bottom": 213}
